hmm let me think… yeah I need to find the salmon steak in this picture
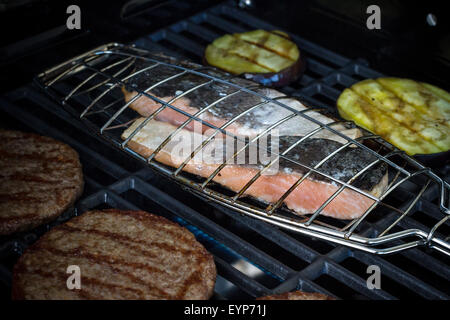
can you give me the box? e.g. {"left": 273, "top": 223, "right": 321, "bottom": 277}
{"left": 121, "top": 119, "right": 388, "bottom": 220}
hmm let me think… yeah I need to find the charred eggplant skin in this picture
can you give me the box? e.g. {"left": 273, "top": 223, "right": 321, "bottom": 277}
{"left": 242, "top": 56, "right": 305, "bottom": 87}
{"left": 204, "top": 29, "right": 304, "bottom": 87}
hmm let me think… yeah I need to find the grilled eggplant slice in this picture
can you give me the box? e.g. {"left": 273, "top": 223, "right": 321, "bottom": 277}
{"left": 204, "top": 29, "right": 303, "bottom": 86}
{"left": 337, "top": 78, "right": 450, "bottom": 155}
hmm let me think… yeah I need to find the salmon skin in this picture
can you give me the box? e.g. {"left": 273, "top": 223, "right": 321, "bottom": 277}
{"left": 121, "top": 118, "right": 388, "bottom": 220}
{"left": 122, "top": 58, "right": 360, "bottom": 143}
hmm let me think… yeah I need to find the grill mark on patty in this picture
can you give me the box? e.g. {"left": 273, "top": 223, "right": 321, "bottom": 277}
{"left": 17, "top": 267, "right": 145, "bottom": 299}
{"left": 0, "top": 146, "right": 69, "bottom": 158}
{"left": 0, "top": 154, "right": 78, "bottom": 166}
{"left": 0, "top": 147, "right": 61, "bottom": 156}
{"left": 98, "top": 209, "right": 197, "bottom": 244}
{"left": 0, "top": 135, "right": 57, "bottom": 144}
{"left": 0, "top": 185, "right": 76, "bottom": 195}
{"left": 0, "top": 172, "right": 79, "bottom": 184}
{"left": 0, "top": 194, "right": 47, "bottom": 202}
{"left": 12, "top": 266, "right": 92, "bottom": 299}
{"left": 31, "top": 239, "right": 200, "bottom": 299}
{"left": 0, "top": 214, "right": 38, "bottom": 222}
{"left": 18, "top": 270, "right": 92, "bottom": 299}
{"left": 0, "top": 174, "right": 69, "bottom": 184}
{"left": 0, "top": 189, "right": 74, "bottom": 202}
{"left": 60, "top": 213, "right": 213, "bottom": 300}
{"left": 175, "top": 268, "right": 205, "bottom": 299}
{"left": 0, "top": 130, "right": 83, "bottom": 235}
{"left": 1, "top": 156, "right": 78, "bottom": 166}
{"left": 27, "top": 245, "right": 172, "bottom": 298}
{"left": 13, "top": 210, "right": 216, "bottom": 300}
{"left": 57, "top": 224, "right": 198, "bottom": 259}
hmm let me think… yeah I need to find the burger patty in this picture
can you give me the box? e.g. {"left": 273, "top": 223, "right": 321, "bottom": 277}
{"left": 0, "top": 130, "right": 84, "bottom": 235}
{"left": 12, "top": 209, "right": 217, "bottom": 300}
{"left": 257, "top": 290, "right": 334, "bottom": 300}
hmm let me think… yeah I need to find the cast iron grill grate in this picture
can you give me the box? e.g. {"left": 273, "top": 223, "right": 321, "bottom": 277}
{"left": 0, "top": 1, "right": 448, "bottom": 300}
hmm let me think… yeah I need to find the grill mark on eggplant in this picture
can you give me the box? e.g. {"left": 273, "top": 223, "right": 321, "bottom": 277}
{"left": 349, "top": 82, "right": 443, "bottom": 150}
{"left": 238, "top": 37, "right": 297, "bottom": 62}
{"left": 269, "top": 30, "right": 290, "bottom": 38}
{"left": 221, "top": 50, "right": 277, "bottom": 72}
{"left": 417, "top": 82, "right": 450, "bottom": 103}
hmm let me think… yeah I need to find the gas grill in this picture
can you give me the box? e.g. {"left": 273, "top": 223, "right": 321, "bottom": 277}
{"left": 0, "top": 0, "right": 449, "bottom": 300}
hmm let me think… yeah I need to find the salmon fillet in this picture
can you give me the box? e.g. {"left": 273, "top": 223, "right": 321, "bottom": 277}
{"left": 121, "top": 119, "right": 388, "bottom": 220}
{"left": 121, "top": 58, "right": 360, "bottom": 144}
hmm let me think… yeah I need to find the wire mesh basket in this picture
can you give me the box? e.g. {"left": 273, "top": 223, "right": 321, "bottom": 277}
{"left": 35, "top": 43, "right": 450, "bottom": 256}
